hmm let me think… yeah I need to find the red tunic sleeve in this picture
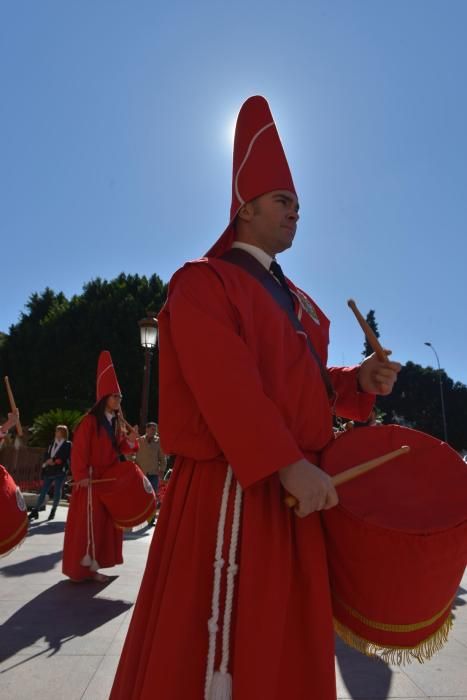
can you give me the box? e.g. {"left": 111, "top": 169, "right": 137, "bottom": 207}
{"left": 70, "top": 415, "right": 94, "bottom": 482}
{"left": 168, "top": 264, "right": 304, "bottom": 489}
{"left": 329, "top": 365, "right": 375, "bottom": 421}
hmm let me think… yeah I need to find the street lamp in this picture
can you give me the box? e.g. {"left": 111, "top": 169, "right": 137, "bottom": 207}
{"left": 138, "top": 314, "right": 158, "bottom": 430}
{"left": 424, "top": 341, "right": 448, "bottom": 442}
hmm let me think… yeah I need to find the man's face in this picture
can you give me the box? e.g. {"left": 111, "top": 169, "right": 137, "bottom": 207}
{"left": 146, "top": 425, "right": 157, "bottom": 439}
{"left": 244, "top": 190, "right": 300, "bottom": 256}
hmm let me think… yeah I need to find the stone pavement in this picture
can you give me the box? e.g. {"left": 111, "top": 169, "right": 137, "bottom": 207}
{"left": 0, "top": 505, "right": 466, "bottom": 699}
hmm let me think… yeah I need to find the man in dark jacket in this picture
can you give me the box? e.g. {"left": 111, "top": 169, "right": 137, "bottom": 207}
{"left": 29, "top": 425, "right": 72, "bottom": 521}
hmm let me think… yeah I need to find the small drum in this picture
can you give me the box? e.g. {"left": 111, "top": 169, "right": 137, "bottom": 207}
{"left": 97, "top": 460, "right": 156, "bottom": 529}
{"left": 320, "top": 425, "right": 467, "bottom": 663}
{"left": 0, "top": 465, "right": 28, "bottom": 556}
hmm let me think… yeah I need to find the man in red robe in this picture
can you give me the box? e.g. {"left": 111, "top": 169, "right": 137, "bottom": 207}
{"left": 110, "top": 96, "right": 400, "bottom": 699}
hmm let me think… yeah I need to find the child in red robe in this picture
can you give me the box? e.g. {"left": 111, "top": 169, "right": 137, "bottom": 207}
{"left": 62, "top": 351, "right": 138, "bottom": 582}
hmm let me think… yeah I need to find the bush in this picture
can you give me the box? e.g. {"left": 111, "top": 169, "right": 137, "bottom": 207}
{"left": 29, "top": 408, "right": 84, "bottom": 447}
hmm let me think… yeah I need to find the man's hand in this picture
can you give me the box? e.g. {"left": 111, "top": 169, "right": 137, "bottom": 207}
{"left": 279, "top": 459, "right": 338, "bottom": 517}
{"left": 1, "top": 410, "right": 19, "bottom": 433}
{"left": 127, "top": 425, "right": 139, "bottom": 445}
{"left": 75, "top": 478, "right": 90, "bottom": 489}
{"left": 358, "top": 350, "right": 401, "bottom": 395}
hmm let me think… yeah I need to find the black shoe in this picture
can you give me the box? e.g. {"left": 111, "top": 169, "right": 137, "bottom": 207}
{"left": 28, "top": 509, "right": 39, "bottom": 521}
{"left": 47, "top": 508, "right": 57, "bottom": 521}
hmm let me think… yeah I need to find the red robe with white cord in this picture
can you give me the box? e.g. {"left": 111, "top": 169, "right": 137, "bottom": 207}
{"left": 110, "top": 257, "right": 374, "bottom": 700}
{"left": 62, "top": 414, "right": 137, "bottom": 581}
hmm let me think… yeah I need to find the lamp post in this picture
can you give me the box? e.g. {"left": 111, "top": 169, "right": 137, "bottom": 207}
{"left": 424, "top": 341, "right": 448, "bottom": 442}
{"left": 138, "top": 314, "right": 158, "bottom": 431}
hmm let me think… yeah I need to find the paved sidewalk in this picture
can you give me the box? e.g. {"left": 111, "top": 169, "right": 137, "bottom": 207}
{"left": 0, "top": 506, "right": 466, "bottom": 699}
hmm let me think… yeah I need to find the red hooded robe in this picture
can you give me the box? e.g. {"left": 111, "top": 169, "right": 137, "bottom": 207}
{"left": 62, "top": 351, "right": 137, "bottom": 581}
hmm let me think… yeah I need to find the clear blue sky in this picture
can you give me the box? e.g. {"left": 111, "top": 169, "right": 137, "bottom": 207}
{"left": 1, "top": 1, "right": 466, "bottom": 382}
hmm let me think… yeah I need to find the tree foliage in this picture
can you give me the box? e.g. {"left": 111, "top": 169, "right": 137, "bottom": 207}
{"left": 29, "top": 408, "right": 85, "bottom": 447}
{"left": 362, "top": 310, "right": 380, "bottom": 358}
{"left": 2, "top": 283, "right": 466, "bottom": 451}
{"left": 359, "top": 310, "right": 467, "bottom": 450}
{"left": 0, "top": 273, "right": 167, "bottom": 427}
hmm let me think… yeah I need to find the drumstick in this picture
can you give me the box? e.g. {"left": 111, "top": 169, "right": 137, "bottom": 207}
{"left": 68, "top": 478, "right": 117, "bottom": 486}
{"left": 4, "top": 376, "right": 23, "bottom": 437}
{"left": 118, "top": 409, "right": 137, "bottom": 435}
{"left": 284, "top": 445, "right": 410, "bottom": 509}
{"left": 347, "top": 299, "right": 388, "bottom": 363}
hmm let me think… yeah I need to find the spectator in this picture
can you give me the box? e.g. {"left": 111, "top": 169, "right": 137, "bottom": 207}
{"left": 136, "top": 422, "right": 166, "bottom": 525}
{"left": 28, "top": 425, "right": 71, "bottom": 522}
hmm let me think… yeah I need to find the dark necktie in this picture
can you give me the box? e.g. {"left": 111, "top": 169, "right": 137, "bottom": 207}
{"left": 270, "top": 260, "right": 295, "bottom": 307}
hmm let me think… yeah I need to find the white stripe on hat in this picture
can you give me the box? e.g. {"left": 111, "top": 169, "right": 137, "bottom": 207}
{"left": 96, "top": 362, "right": 114, "bottom": 393}
{"left": 234, "top": 121, "right": 274, "bottom": 207}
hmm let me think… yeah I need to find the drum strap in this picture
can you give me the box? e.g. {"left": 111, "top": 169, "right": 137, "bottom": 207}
{"left": 100, "top": 416, "right": 125, "bottom": 460}
{"left": 219, "top": 248, "right": 336, "bottom": 403}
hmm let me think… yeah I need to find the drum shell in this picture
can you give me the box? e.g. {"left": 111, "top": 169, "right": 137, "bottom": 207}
{"left": 320, "top": 425, "right": 467, "bottom": 655}
{"left": 322, "top": 506, "right": 467, "bottom": 648}
{"left": 0, "top": 465, "right": 28, "bottom": 556}
{"left": 96, "top": 460, "right": 156, "bottom": 528}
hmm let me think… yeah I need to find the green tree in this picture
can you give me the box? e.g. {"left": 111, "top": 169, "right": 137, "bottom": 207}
{"left": 378, "top": 361, "right": 467, "bottom": 450}
{"left": 0, "top": 273, "right": 167, "bottom": 425}
{"left": 362, "top": 310, "right": 380, "bottom": 358}
{"left": 29, "top": 408, "right": 84, "bottom": 447}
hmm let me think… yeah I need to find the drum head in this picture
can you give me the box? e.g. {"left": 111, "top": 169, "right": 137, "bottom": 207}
{"left": 321, "top": 425, "right": 467, "bottom": 533}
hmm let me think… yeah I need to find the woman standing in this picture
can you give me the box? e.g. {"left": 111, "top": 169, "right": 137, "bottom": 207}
{"left": 28, "top": 424, "right": 72, "bottom": 522}
{"left": 62, "top": 351, "right": 139, "bottom": 583}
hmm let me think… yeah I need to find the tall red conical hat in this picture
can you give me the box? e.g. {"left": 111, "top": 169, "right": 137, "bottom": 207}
{"left": 96, "top": 350, "right": 121, "bottom": 402}
{"left": 206, "top": 95, "right": 296, "bottom": 258}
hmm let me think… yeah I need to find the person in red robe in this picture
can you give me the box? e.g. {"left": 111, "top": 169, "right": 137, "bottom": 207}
{"left": 110, "top": 96, "right": 401, "bottom": 699}
{"left": 62, "top": 350, "right": 138, "bottom": 583}
{"left": 0, "top": 411, "right": 28, "bottom": 557}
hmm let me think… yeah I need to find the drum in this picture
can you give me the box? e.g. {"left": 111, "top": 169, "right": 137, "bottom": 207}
{"left": 0, "top": 465, "right": 28, "bottom": 556}
{"left": 96, "top": 460, "right": 156, "bottom": 529}
{"left": 320, "top": 424, "right": 467, "bottom": 663}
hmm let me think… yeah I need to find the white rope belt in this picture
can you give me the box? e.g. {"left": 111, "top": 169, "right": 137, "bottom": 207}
{"left": 205, "top": 465, "right": 243, "bottom": 700}
{"left": 80, "top": 466, "right": 100, "bottom": 572}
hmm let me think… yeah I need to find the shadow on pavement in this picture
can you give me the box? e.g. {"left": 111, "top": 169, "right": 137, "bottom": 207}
{"left": 0, "top": 550, "right": 63, "bottom": 577}
{"left": 335, "top": 635, "right": 392, "bottom": 699}
{"left": 0, "top": 580, "right": 132, "bottom": 668}
{"left": 26, "top": 521, "right": 66, "bottom": 536}
{"left": 123, "top": 523, "right": 155, "bottom": 540}
{"left": 453, "top": 585, "right": 467, "bottom": 608}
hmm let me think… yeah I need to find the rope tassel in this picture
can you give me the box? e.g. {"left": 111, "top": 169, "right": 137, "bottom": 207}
{"left": 205, "top": 468, "right": 242, "bottom": 700}
{"left": 81, "top": 467, "right": 99, "bottom": 572}
{"left": 209, "top": 671, "right": 232, "bottom": 700}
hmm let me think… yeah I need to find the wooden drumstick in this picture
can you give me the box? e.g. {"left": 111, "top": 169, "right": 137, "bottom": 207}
{"left": 118, "top": 409, "right": 138, "bottom": 435}
{"left": 347, "top": 299, "right": 388, "bottom": 363}
{"left": 4, "top": 376, "right": 23, "bottom": 437}
{"left": 284, "top": 445, "right": 410, "bottom": 509}
{"left": 68, "top": 478, "right": 117, "bottom": 486}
